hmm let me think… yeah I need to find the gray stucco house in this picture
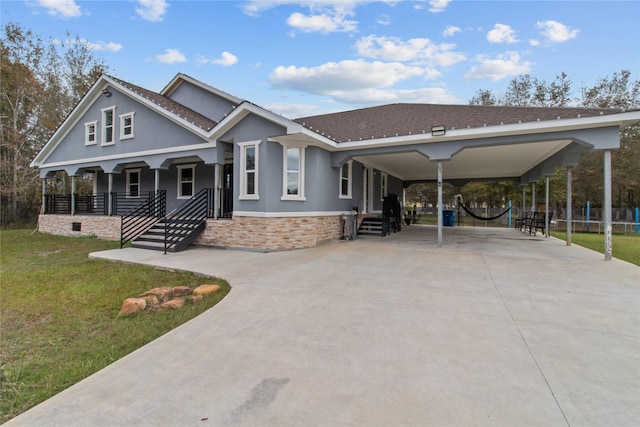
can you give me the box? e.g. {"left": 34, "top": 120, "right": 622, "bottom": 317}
{"left": 31, "top": 73, "right": 639, "bottom": 255}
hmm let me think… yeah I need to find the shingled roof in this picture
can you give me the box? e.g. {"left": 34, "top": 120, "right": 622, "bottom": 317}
{"left": 294, "top": 103, "right": 623, "bottom": 143}
{"left": 110, "top": 76, "right": 218, "bottom": 132}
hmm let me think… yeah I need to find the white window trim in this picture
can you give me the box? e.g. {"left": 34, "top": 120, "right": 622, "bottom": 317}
{"left": 339, "top": 160, "right": 353, "bottom": 200}
{"left": 101, "top": 106, "right": 116, "bottom": 146}
{"left": 281, "top": 145, "right": 306, "bottom": 201}
{"left": 126, "top": 169, "right": 141, "bottom": 198}
{"left": 380, "top": 172, "right": 388, "bottom": 201}
{"left": 119, "top": 112, "right": 135, "bottom": 140}
{"left": 84, "top": 121, "right": 98, "bottom": 146}
{"left": 177, "top": 164, "right": 196, "bottom": 200}
{"left": 239, "top": 140, "right": 261, "bottom": 200}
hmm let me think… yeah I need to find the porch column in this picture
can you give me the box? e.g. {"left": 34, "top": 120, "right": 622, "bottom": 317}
{"left": 437, "top": 161, "right": 443, "bottom": 248}
{"left": 92, "top": 173, "right": 98, "bottom": 196}
{"left": 604, "top": 150, "right": 613, "bottom": 261}
{"left": 41, "top": 179, "right": 46, "bottom": 214}
{"left": 566, "top": 166, "right": 572, "bottom": 246}
{"left": 544, "top": 176, "right": 550, "bottom": 238}
{"left": 71, "top": 175, "right": 76, "bottom": 216}
{"left": 154, "top": 169, "right": 160, "bottom": 194}
{"left": 214, "top": 163, "right": 221, "bottom": 219}
{"left": 108, "top": 173, "right": 113, "bottom": 216}
{"left": 521, "top": 185, "right": 526, "bottom": 217}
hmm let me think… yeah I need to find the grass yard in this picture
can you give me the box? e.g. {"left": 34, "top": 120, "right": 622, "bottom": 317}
{"left": 0, "top": 230, "right": 230, "bottom": 423}
{"left": 550, "top": 231, "right": 640, "bottom": 266}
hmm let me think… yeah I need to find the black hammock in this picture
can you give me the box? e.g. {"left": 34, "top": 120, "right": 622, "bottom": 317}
{"left": 457, "top": 201, "right": 512, "bottom": 221}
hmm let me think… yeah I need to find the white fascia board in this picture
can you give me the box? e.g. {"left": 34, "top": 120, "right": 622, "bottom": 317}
{"left": 31, "top": 76, "right": 108, "bottom": 167}
{"left": 331, "top": 110, "right": 640, "bottom": 151}
{"left": 36, "top": 141, "right": 218, "bottom": 170}
{"left": 31, "top": 75, "right": 210, "bottom": 167}
{"left": 160, "top": 73, "right": 243, "bottom": 104}
{"left": 207, "top": 102, "right": 310, "bottom": 140}
{"left": 233, "top": 210, "right": 356, "bottom": 218}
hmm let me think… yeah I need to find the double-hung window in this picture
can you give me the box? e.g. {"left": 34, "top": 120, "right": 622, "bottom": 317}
{"left": 126, "top": 169, "right": 141, "bottom": 198}
{"left": 101, "top": 106, "right": 115, "bottom": 145}
{"left": 282, "top": 145, "right": 305, "bottom": 201}
{"left": 239, "top": 141, "right": 260, "bottom": 200}
{"left": 120, "top": 112, "right": 135, "bottom": 140}
{"left": 84, "top": 121, "right": 97, "bottom": 145}
{"left": 177, "top": 165, "right": 195, "bottom": 199}
{"left": 339, "top": 160, "right": 352, "bottom": 199}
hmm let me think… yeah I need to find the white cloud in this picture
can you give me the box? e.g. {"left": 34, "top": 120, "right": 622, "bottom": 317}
{"left": 443, "top": 25, "right": 461, "bottom": 37}
{"left": 35, "top": 0, "right": 81, "bottom": 18}
{"left": 377, "top": 14, "right": 391, "bottom": 26}
{"left": 464, "top": 51, "right": 533, "bottom": 81}
{"left": 331, "top": 87, "right": 461, "bottom": 105}
{"left": 136, "top": 0, "right": 169, "bottom": 22}
{"left": 86, "top": 40, "right": 123, "bottom": 52}
{"left": 529, "top": 39, "right": 541, "bottom": 47}
{"left": 487, "top": 24, "right": 518, "bottom": 44}
{"left": 198, "top": 51, "right": 238, "bottom": 67}
{"left": 155, "top": 48, "right": 186, "bottom": 64}
{"left": 536, "top": 20, "right": 579, "bottom": 43}
{"left": 269, "top": 59, "right": 425, "bottom": 94}
{"left": 355, "top": 35, "right": 465, "bottom": 67}
{"left": 428, "top": 0, "right": 452, "bottom": 13}
{"left": 287, "top": 11, "right": 357, "bottom": 33}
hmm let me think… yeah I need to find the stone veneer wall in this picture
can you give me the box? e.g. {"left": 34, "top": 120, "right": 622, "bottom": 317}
{"left": 38, "top": 213, "right": 354, "bottom": 252}
{"left": 37, "top": 214, "right": 121, "bottom": 240}
{"left": 195, "top": 215, "right": 350, "bottom": 252}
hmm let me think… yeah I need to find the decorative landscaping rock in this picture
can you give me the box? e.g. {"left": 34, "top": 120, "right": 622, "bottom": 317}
{"left": 193, "top": 284, "right": 221, "bottom": 296}
{"left": 172, "top": 286, "right": 193, "bottom": 297}
{"left": 139, "top": 286, "right": 174, "bottom": 302}
{"left": 119, "top": 283, "right": 222, "bottom": 316}
{"left": 118, "top": 298, "right": 147, "bottom": 316}
{"left": 161, "top": 299, "right": 185, "bottom": 310}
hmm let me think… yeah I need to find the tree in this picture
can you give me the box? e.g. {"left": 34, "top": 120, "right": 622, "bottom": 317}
{"left": 0, "top": 22, "right": 108, "bottom": 225}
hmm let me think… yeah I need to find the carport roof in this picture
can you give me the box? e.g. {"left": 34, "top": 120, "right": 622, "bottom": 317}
{"left": 294, "top": 103, "right": 623, "bottom": 143}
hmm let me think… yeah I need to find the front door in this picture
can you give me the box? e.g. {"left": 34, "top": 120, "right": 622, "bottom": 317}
{"left": 222, "top": 163, "right": 233, "bottom": 218}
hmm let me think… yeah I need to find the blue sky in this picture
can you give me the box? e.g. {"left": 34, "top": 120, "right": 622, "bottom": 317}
{"left": 2, "top": 0, "right": 639, "bottom": 118}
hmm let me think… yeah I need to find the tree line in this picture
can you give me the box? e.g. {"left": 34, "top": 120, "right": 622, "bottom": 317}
{"left": 1, "top": 22, "right": 639, "bottom": 228}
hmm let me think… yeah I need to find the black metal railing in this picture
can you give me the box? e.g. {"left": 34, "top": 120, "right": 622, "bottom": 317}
{"left": 120, "top": 191, "right": 166, "bottom": 248}
{"left": 164, "top": 188, "right": 212, "bottom": 253}
{"left": 44, "top": 191, "right": 156, "bottom": 216}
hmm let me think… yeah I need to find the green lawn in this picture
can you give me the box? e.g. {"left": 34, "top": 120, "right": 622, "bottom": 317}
{"left": 0, "top": 230, "right": 230, "bottom": 423}
{"left": 550, "top": 231, "right": 640, "bottom": 266}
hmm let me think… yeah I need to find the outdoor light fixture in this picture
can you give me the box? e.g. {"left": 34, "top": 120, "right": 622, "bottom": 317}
{"left": 431, "top": 125, "right": 445, "bottom": 136}
{"left": 102, "top": 88, "right": 112, "bottom": 97}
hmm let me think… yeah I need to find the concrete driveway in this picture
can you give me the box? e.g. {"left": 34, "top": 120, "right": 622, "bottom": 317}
{"left": 6, "top": 226, "right": 640, "bottom": 426}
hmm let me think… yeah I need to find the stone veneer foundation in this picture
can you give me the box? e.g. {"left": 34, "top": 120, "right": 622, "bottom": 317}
{"left": 194, "top": 215, "right": 352, "bottom": 252}
{"left": 37, "top": 214, "right": 122, "bottom": 240}
{"left": 37, "top": 213, "right": 356, "bottom": 252}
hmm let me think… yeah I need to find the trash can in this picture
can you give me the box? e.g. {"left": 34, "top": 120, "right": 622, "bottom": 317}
{"left": 442, "top": 210, "right": 455, "bottom": 227}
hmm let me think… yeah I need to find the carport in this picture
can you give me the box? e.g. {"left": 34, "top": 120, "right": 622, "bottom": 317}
{"left": 285, "top": 104, "right": 640, "bottom": 259}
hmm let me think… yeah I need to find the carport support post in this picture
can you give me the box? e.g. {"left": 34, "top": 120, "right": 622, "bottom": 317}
{"left": 566, "top": 166, "right": 572, "bottom": 246}
{"left": 437, "top": 161, "right": 443, "bottom": 248}
{"left": 604, "top": 150, "right": 613, "bottom": 261}
{"left": 214, "top": 164, "right": 220, "bottom": 219}
{"left": 154, "top": 169, "right": 160, "bottom": 194}
{"left": 521, "top": 185, "right": 526, "bottom": 216}
{"left": 531, "top": 182, "right": 536, "bottom": 212}
{"left": 544, "top": 176, "right": 550, "bottom": 237}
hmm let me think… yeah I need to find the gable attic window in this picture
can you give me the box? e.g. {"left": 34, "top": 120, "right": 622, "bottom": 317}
{"left": 101, "top": 106, "right": 116, "bottom": 146}
{"left": 281, "top": 145, "right": 306, "bottom": 201}
{"left": 339, "top": 160, "right": 352, "bottom": 199}
{"left": 84, "top": 121, "right": 97, "bottom": 145}
{"left": 239, "top": 140, "right": 260, "bottom": 200}
{"left": 120, "top": 112, "right": 135, "bottom": 140}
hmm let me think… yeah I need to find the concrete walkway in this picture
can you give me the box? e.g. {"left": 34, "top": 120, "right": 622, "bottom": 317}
{"left": 6, "top": 226, "right": 639, "bottom": 426}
